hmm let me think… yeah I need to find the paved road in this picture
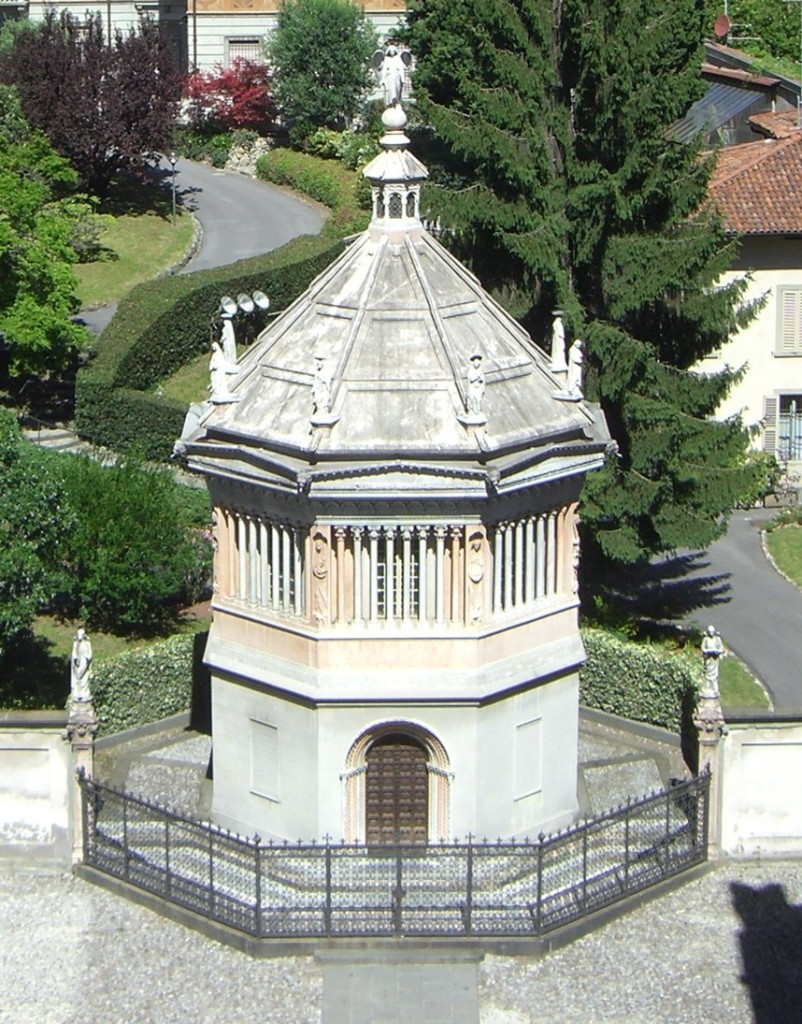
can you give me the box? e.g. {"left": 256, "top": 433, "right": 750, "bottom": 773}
{"left": 168, "top": 157, "right": 323, "bottom": 273}
{"left": 636, "top": 509, "right": 802, "bottom": 711}
{"left": 78, "top": 157, "right": 324, "bottom": 336}
{"left": 682, "top": 510, "right": 802, "bottom": 711}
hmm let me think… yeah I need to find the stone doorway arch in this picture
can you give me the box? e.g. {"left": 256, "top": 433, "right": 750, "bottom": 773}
{"left": 342, "top": 722, "right": 452, "bottom": 844}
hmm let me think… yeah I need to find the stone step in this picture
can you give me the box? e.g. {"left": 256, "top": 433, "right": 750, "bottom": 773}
{"left": 23, "top": 428, "right": 90, "bottom": 454}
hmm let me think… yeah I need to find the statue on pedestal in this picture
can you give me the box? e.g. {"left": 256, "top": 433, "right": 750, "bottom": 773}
{"left": 373, "top": 45, "right": 412, "bottom": 107}
{"left": 701, "top": 624, "right": 724, "bottom": 695}
{"left": 566, "top": 338, "right": 584, "bottom": 399}
{"left": 220, "top": 314, "right": 237, "bottom": 366}
{"left": 312, "top": 355, "right": 332, "bottom": 416}
{"left": 550, "top": 311, "right": 567, "bottom": 373}
{"left": 467, "top": 353, "right": 485, "bottom": 416}
{"left": 70, "top": 628, "right": 93, "bottom": 703}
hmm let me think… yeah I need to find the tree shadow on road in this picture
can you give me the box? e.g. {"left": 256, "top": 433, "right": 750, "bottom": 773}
{"left": 731, "top": 881, "right": 802, "bottom": 1023}
{"left": 582, "top": 550, "right": 732, "bottom": 635}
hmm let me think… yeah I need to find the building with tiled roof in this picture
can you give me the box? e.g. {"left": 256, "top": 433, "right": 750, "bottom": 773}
{"left": 704, "top": 117, "right": 802, "bottom": 469}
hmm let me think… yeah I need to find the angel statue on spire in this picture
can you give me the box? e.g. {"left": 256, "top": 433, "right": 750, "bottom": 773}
{"left": 372, "top": 44, "right": 412, "bottom": 107}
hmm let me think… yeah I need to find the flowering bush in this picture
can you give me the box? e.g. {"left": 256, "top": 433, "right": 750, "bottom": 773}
{"left": 183, "top": 58, "right": 274, "bottom": 133}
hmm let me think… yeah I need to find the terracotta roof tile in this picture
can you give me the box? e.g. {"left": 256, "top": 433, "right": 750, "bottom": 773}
{"left": 748, "top": 109, "right": 801, "bottom": 139}
{"left": 709, "top": 131, "right": 802, "bottom": 234}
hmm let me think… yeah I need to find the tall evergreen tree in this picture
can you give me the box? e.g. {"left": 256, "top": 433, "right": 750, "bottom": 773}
{"left": 405, "top": 0, "right": 759, "bottom": 564}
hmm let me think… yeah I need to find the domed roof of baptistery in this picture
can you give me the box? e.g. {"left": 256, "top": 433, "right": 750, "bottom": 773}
{"left": 184, "top": 103, "right": 610, "bottom": 497}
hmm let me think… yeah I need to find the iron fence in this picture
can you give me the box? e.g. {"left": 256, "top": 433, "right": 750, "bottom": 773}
{"left": 79, "top": 771, "right": 708, "bottom": 939}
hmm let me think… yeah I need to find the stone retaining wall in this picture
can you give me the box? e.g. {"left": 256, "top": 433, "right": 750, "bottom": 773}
{"left": 0, "top": 710, "right": 72, "bottom": 866}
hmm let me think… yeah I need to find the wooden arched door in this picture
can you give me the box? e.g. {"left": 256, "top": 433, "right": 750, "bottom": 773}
{"left": 365, "top": 733, "right": 429, "bottom": 845}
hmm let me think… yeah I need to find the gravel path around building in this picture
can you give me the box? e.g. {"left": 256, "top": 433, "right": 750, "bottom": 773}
{"left": 481, "top": 859, "right": 802, "bottom": 1024}
{"left": 0, "top": 870, "right": 322, "bottom": 1024}
{"left": 1, "top": 859, "right": 800, "bottom": 1023}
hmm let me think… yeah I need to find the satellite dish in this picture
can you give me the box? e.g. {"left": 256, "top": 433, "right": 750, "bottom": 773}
{"left": 714, "top": 13, "right": 731, "bottom": 39}
{"left": 237, "top": 293, "right": 254, "bottom": 314}
{"left": 220, "top": 295, "right": 237, "bottom": 317}
{"left": 252, "top": 290, "right": 270, "bottom": 311}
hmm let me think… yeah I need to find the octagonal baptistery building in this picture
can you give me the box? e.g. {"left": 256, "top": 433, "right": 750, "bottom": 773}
{"left": 183, "top": 106, "right": 611, "bottom": 846}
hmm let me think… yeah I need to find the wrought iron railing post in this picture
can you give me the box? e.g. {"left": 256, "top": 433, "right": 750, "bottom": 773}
{"left": 254, "top": 838, "right": 262, "bottom": 938}
{"left": 624, "top": 798, "right": 631, "bottom": 891}
{"left": 209, "top": 830, "right": 215, "bottom": 917}
{"left": 535, "top": 832, "right": 544, "bottom": 935}
{"left": 165, "top": 818, "right": 171, "bottom": 899}
{"left": 465, "top": 835, "right": 473, "bottom": 935}
{"left": 79, "top": 771, "right": 91, "bottom": 864}
{"left": 324, "top": 835, "right": 333, "bottom": 938}
{"left": 392, "top": 842, "right": 404, "bottom": 937}
{"left": 582, "top": 826, "right": 588, "bottom": 909}
{"left": 701, "top": 772, "right": 710, "bottom": 861}
{"left": 664, "top": 786, "right": 671, "bottom": 874}
{"left": 122, "top": 791, "right": 130, "bottom": 881}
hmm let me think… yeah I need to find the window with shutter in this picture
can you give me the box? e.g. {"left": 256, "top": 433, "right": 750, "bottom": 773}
{"left": 763, "top": 396, "right": 778, "bottom": 454}
{"left": 777, "top": 287, "right": 802, "bottom": 355}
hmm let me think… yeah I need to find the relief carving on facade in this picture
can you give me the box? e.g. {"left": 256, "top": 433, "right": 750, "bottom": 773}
{"left": 311, "top": 526, "right": 331, "bottom": 626}
{"left": 466, "top": 527, "right": 487, "bottom": 623}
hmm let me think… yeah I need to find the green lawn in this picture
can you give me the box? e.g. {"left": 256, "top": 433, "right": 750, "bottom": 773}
{"left": 74, "top": 176, "right": 194, "bottom": 308}
{"left": 765, "top": 525, "right": 802, "bottom": 589}
{"left": 0, "top": 612, "right": 211, "bottom": 711}
{"left": 719, "top": 654, "right": 771, "bottom": 710}
{"left": 160, "top": 343, "right": 247, "bottom": 405}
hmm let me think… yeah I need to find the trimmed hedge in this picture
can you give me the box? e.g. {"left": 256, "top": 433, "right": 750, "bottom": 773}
{"left": 76, "top": 235, "right": 344, "bottom": 459}
{"left": 256, "top": 149, "right": 370, "bottom": 238}
{"left": 91, "top": 632, "right": 208, "bottom": 736}
{"left": 580, "top": 628, "right": 699, "bottom": 734}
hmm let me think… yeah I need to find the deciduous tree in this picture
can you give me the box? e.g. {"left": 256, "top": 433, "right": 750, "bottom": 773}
{"left": 184, "top": 58, "right": 275, "bottom": 133}
{"left": 1, "top": 11, "right": 181, "bottom": 197}
{"left": 0, "top": 85, "right": 88, "bottom": 377}
{"left": 0, "top": 410, "right": 74, "bottom": 658}
{"left": 56, "top": 457, "right": 211, "bottom": 635}
{"left": 405, "top": 0, "right": 759, "bottom": 564}
{"left": 265, "top": 0, "right": 378, "bottom": 146}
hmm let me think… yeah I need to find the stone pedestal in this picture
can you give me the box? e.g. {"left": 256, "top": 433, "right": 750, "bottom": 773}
{"left": 65, "top": 699, "right": 98, "bottom": 865}
{"left": 694, "top": 689, "right": 727, "bottom": 859}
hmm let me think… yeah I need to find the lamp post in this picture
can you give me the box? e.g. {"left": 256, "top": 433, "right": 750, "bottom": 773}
{"left": 169, "top": 153, "right": 177, "bottom": 226}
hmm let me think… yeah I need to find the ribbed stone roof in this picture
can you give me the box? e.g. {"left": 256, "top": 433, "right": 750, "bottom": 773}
{"left": 185, "top": 105, "right": 610, "bottom": 496}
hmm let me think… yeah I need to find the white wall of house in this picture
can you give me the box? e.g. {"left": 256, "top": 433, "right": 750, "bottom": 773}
{"left": 27, "top": 1, "right": 404, "bottom": 70}
{"left": 700, "top": 236, "right": 802, "bottom": 466}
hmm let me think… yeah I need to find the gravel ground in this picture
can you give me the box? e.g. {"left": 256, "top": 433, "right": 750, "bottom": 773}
{"left": 0, "top": 870, "right": 322, "bottom": 1024}
{"left": 1, "top": 860, "right": 800, "bottom": 1023}
{"left": 480, "top": 859, "right": 802, "bottom": 1024}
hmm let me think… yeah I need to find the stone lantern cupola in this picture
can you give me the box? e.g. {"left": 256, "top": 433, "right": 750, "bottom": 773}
{"left": 182, "top": 85, "right": 611, "bottom": 846}
{"left": 363, "top": 103, "right": 428, "bottom": 237}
